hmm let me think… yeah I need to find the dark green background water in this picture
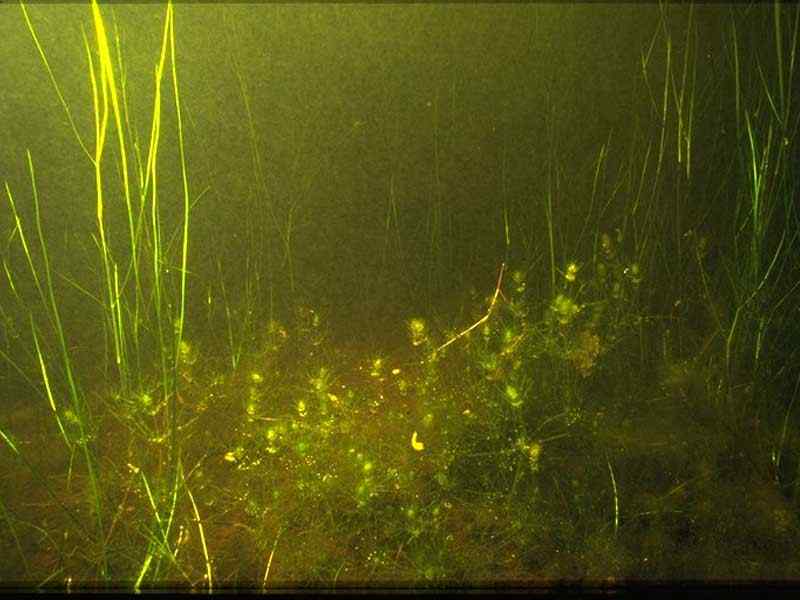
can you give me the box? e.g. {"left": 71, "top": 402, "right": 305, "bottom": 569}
{"left": 0, "top": 3, "right": 741, "bottom": 359}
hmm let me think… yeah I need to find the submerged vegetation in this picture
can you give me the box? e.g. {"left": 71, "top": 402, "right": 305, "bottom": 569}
{"left": 2, "top": 0, "right": 800, "bottom": 590}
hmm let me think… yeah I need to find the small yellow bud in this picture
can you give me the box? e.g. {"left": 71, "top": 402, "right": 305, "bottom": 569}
{"left": 565, "top": 262, "right": 579, "bottom": 282}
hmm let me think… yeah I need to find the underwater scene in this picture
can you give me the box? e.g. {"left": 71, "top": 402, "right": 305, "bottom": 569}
{"left": 1, "top": 0, "right": 799, "bottom": 591}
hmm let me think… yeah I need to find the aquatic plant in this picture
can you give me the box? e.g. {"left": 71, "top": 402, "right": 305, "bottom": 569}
{"left": 2, "top": 0, "right": 196, "bottom": 585}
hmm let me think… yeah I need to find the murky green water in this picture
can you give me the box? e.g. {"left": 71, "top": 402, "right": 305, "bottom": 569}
{"left": 1, "top": 1, "right": 799, "bottom": 590}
